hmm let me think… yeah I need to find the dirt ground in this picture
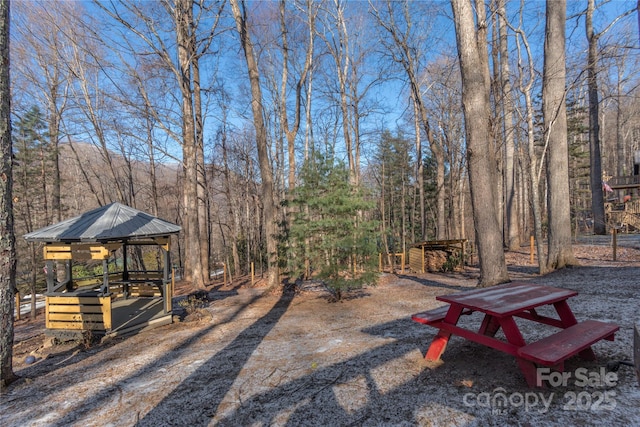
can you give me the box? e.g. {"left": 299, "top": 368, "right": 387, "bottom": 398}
{"left": 1, "top": 239, "right": 640, "bottom": 426}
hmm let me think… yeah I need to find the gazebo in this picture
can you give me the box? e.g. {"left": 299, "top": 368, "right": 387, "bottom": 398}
{"left": 24, "top": 202, "right": 181, "bottom": 340}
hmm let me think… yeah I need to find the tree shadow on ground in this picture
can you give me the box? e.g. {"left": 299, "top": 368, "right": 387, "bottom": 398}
{"left": 208, "top": 310, "right": 632, "bottom": 426}
{"left": 135, "top": 291, "right": 294, "bottom": 426}
{"left": 11, "top": 285, "right": 254, "bottom": 392}
{"left": 13, "top": 316, "right": 154, "bottom": 381}
{"left": 13, "top": 340, "right": 100, "bottom": 380}
{"left": 206, "top": 317, "right": 527, "bottom": 426}
{"left": 37, "top": 291, "right": 268, "bottom": 427}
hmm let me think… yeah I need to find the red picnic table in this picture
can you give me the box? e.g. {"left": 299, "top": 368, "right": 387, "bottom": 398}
{"left": 412, "top": 281, "right": 619, "bottom": 387}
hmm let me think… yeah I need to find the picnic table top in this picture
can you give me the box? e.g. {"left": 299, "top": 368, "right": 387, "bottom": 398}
{"left": 436, "top": 281, "right": 578, "bottom": 317}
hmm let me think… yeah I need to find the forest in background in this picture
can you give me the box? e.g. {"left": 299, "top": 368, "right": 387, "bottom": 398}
{"left": 8, "top": 0, "right": 640, "bottom": 295}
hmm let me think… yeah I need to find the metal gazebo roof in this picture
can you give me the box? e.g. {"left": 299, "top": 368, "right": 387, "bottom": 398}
{"left": 23, "top": 202, "right": 181, "bottom": 243}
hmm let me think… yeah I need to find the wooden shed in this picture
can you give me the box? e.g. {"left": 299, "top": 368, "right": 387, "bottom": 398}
{"left": 408, "top": 239, "right": 467, "bottom": 273}
{"left": 24, "top": 203, "right": 181, "bottom": 340}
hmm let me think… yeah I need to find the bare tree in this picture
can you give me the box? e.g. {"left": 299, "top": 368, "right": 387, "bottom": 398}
{"left": 586, "top": 0, "right": 606, "bottom": 235}
{"left": 11, "top": 1, "right": 72, "bottom": 223}
{"left": 96, "top": 0, "right": 222, "bottom": 288}
{"left": 496, "top": 0, "right": 520, "bottom": 250}
{"left": 583, "top": 0, "right": 635, "bottom": 234}
{"left": 544, "top": 0, "right": 577, "bottom": 269}
{"left": 277, "top": 0, "right": 314, "bottom": 193}
{"left": 64, "top": 24, "right": 129, "bottom": 204}
{"left": 0, "top": 0, "right": 17, "bottom": 389}
{"left": 190, "top": 1, "right": 225, "bottom": 282}
{"left": 421, "top": 54, "right": 467, "bottom": 240}
{"left": 451, "top": 0, "right": 509, "bottom": 286}
{"left": 319, "top": 1, "right": 356, "bottom": 183}
{"left": 370, "top": 0, "right": 446, "bottom": 240}
{"left": 316, "top": 1, "right": 381, "bottom": 186}
{"left": 173, "top": 0, "right": 207, "bottom": 288}
{"left": 599, "top": 24, "right": 640, "bottom": 179}
{"left": 230, "top": 0, "right": 279, "bottom": 288}
{"left": 511, "top": 12, "right": 546, "bottom": 274}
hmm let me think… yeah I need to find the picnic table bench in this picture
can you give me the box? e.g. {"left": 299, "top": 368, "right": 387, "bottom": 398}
{"left": 411, "top": 282, "right": 619, "bottom": 387}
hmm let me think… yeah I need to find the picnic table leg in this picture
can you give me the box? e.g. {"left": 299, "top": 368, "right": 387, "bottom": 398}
{"left": 554, "top": 300, "right": 597, "bottom": 361}
{"left": 497, "top": 316, "right": 526, "bottom": 346}
{"left": 516, "top": 358, "right": 540, "bottom": 387}
{"left": 424, "top": 305, "right": 464, "bottom": 361}
{"left": 553, "top": 300, "right": 578, "bottom": 327}
{"left": 425, "top": 330, "right": 452, "bottom": 361}
{"left": 479, "top": 314, "right": 500, "bottom": 337}
{"left": 498, "top": 316, "right": 539, "bottom": 387}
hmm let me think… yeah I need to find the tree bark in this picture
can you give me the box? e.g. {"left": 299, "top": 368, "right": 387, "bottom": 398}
{"left": 279, "top": 0, "right": 313, "bottom": 193}
{"left": 586, "top": 0, "right": 606, "bottom": 235}
{"left": 220, "top": 118, "right": 242, "bottom": 278}
{"left": 451, "top": 0, "right": 509, "bottom": 287}
{"left": 544, "top": 0, "right": 578, "bottom": 269}
{"left": 175, "top": 0, "right": 206, "bottom": 288}
{"left": 230, "top": 0, "right": 279, "bottom": 288}
{"left": 497, "top": 0, "right": 520, "bottom": 250}
{"left": 412, "top": 98, "right": 426, "bottom": 240}
{"left": 192, "top": 41, "right": 211, "bottom": 283}
{"left": 0, "top": 0, "right": 17, "bottom": 389}
{"left": 509, "top": 6, "right": 547, "bottom": 274}
{"left": 48, "top": 93, "right": 62, "bottom": 223}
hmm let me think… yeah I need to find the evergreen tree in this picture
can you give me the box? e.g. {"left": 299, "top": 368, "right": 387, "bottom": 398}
{"left": 13, "top": 106, "right": 48, "bottom": 236}
{"left": 289, "top": 152, "right": 378, "bottom": 300}
{"left": 374, "top": 130, "right": 414, "bottom": 253}
{"left": 12, "top": 106, "right": 48, "bottom": 317}
{"left": 421, "top": 154, "right": 439, "bottom": 239}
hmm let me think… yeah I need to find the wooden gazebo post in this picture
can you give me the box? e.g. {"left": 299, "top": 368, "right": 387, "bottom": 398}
{"left": 156, "top": 237, "right": 172, "bottom": 314}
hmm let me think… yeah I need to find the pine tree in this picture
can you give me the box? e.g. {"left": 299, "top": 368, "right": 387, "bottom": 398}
{"left": 12, "top": 106, "right": 48, "bottom": 318}
{"left": 374, "top": 130, "right": 413, "bottom": 253}
{"left": 13, "top": 106, "right": 48, "bottom": 235}
{"left": 289, "top": 152, "right": 378, "bottom": 300}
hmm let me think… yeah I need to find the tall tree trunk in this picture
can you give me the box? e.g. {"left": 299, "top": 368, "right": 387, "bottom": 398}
{"left": 615, "top": 65, "right": 623, "bottom": 177}
{"left": 0, "top": 0, "right": 17, "bottom": 389}
{"left": 451, "top": 0, "right": 509, "bottom": 287}
{"left": 221, "top": 120, "right": 242, "bottom": 277}
{"left": 498, "top": 0, "right": 519, "bottom": 250}
{"left": 586, "top": 0, "right": 606, "bottom": 235}
{"left": 513, "top": 8, "right": 546, "bottom": 274}
{"left": 490, "top": 2, "right": 504, "bottom": 242}
{"left": 412, "top": 98, "right": 426, "bottom": 240}
{"left": 48, "top": 93, "right": 62, "bottom": 223}
{"left": 144, "top": 117, "right": 164, "bottom": 272}
{"left": 192, "top": 43, "right": 211, "bottom": 282}
{"left": 434, "top": 143, "right": 446, "bottom": 240}
{"left": 279, "top": 0, "right": 313, "bottom": 193}
{"left": 544, "top": 0, "right": 578, "bottom": 269}
{"left": 146, "top": 118, "right": 159, "bottom": 217}
{"left": 175, "top": 0, "right": 206, "bottom": 288}
{"left": 333, "top": 2, "right": 355, "bottom": 184}
{"left": 230, "top": 0, "right": 279, "bottom": 288}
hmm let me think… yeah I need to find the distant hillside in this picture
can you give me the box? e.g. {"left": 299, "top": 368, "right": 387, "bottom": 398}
{"left": 58, "top": 141, "right": 182, "bottom": 223}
